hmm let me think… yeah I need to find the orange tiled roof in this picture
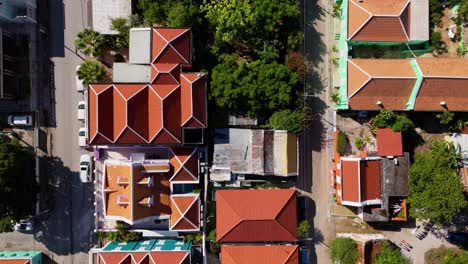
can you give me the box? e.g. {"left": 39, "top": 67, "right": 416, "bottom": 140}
{"left": 347, "top": 59, "right": 416, "bottom": 110}
{"left": 103, "top": 163, "right": 171, "bottom": 223}
{"left": 341, "top": 160, "right": 360, "bottom": 203}
{"left": 348, "top": 0, "right": 410, "bottom": 42}
{"left": 169, "top": 148, "right": 199, "bottom": 182}
{"left": 88, "top": 28, "right": 206, "bottom": 145}
{"left": 221, "top": 245, "right": 298, "bottom": 264}
{"left": 376, "top": 128, "right": 403, "bottom": 157}
{"left": 216, "top": 189, "right": 297, "bottom": 242}
{"left": 0, "top": 260, "right": 29, "bottom": 264}
{"left": 341, "top": 159, "right": 381, "bottom": 205}
{"left": 170, "top": 195, "right": 200, "bottom": 231}
{"left": 98, "top": 251, "right": 190, "bottom": 264}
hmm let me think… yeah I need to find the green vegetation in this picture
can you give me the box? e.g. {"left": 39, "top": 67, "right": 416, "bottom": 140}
{"left": 408, "top": 140, "right": 466, "bottom": 225}
{"left": 106, "top": 221, "right": 142, "bottom": 242}
{"left": 425, "top": 247, "right": 468, "bottom": 264}
{"left": 268, "top": 109, "right": 303, "bottom": 133}
{"left": 209, "top": 55, "right": 299, "bottom": 116}
{"left": 0, "top": 139, "right": 37, "bottom": 233}
{"left": 436, "top": 111, "right": 468, "bottom": 132}
{"left": 371, "top": 109, "right": 414, "bottom": 132}
{"left": 77, "top": 60, "right": 107, "bottom": 87}
{"left": 436, "top": 110, "right": 455, "bottom": 126}
{"left": 373, "top": 241, "right": 408, "bottom": 264}
{"left": 333, "top": 3, "right": 342, "bottom": 17}
{"left": 201, "top": 0, "right": 301, "bottom": 56}
{"left": 330, "top": 92, "right": 340, "bottom": 105}
{"left": 184, "top": 233, "right": 203, "bottom": 243}
{"left": 297, "top": 220, "right": 310, "bottom": 237}
{"left": 330, "top": 237, "right": 361, "bottom": 264}
{"left": 75, "top": 29, "right": 105, "bottom": 57}
{"left": 208, "top": 229, "right": 220, "bottom": 255}
{"left": 336, "top": 132, "right": 347, "bottom": 155}
{"left": 431, "top": 31, "right": 444, "bottom": 51}
{"left": 354, "top": 138, "right": 365, "bottom": 150}
{"left": 138, "top": 0, "right": 201, "bottom": 27}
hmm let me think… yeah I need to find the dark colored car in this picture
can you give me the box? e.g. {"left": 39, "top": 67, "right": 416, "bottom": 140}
{"left": 447, "top": 232, "right": 468, "bottom": 247}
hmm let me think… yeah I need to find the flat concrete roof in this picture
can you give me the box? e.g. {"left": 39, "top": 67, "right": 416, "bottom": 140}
{"left": 113, "top": 63, "right": 151, "bottom": 83}
{"left": 410, "top": 0, "right": 429, "bottom": 41}
{"left": 129, "top": 28, "right": 152, "bottom": 64}
{"left": 92, "top": 0, "right": 131, "bottom": 35}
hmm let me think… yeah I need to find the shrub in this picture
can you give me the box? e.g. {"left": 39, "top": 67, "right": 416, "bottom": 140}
{"left": 373, "top": 241, "right": 408, "bottom": 264}
{"left": 431, "top": 31, "right": 443, "bottom": 50}
{"left": 371, "top": 109, "right": 396, "bottom": 129}
{"left": 107, "top": 221, "right": 142, "bottom": 242}
{"left": 208, "top": 229, "right": 220, "bottom": 255}
{"left": 297, "top": 220, "right": 310, "bottom": 237}
{"left": 0, "top": 216, "right": 14, "bottom": 233}
{"left": 330, "top": 237, "right": 360, "bottom": 264}
{"left": 354, "top": 138, "right": 365, "bottom": 150}
{"left": 336, "top": 132, "right": 347, "bottom": 155}
{"left": 184, "top": 233, "right": 203, "bottom": 243}
{"left": 391, "top": 114, "right": 415, "bottom": 132}
{"left": 330, "top": 92, "right": 340, "bottom": 104}
{"left": 268, "top": 109, "right": 303, "bottom": 133}
{"left": 436, "top": 110, "right": 455, "bottom": 126}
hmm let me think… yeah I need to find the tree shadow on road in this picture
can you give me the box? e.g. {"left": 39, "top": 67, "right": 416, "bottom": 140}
{"left": 35, "top": 156, "right": 94, "bottom": 257}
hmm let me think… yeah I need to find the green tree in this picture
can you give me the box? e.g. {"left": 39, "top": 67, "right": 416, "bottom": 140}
{"left": 208, "top": 229, "right": 220, "bottom": 255}
{"left": 0, "top": 140, "right": 38, "bottom": 233}
{"left": 77, "top": 60, "right": 107, "bottom": 87}
{"left": 408, "top": 141, "right": 467, "bottom": 225}
{"left": 75, "top": 29, "right": 105, "bottom": 57}
{"left": 371, "top": 109, "right": 396, "bottom": 129}
{"left": 138, "top": 0, "right": 201, "bottom": 27}
{"left": 297, "top": 220, "right": 310, "bottom": 237}
{"left": 138, "top": 0, "right": 171, "bottom": 25}
{"left": 209, "top": 55, "right": 299, "bottom": 116}
{"left": 107, "top": 221, "right": 142, "bottom": 242}
{"left": 202, "top": 0, "right": 301, "bottom": 55}
{"left": 431, "top": 31, "right": 443, "bottom": 50}
{"left": 374, "top": 241, "right": 408, "bottom": 264}
{"left": 110, "top": 17, "right": 130, "bottom": 49}
{"left": 330, "top": 237, "right": 361, "bottom": 264}
{"left": 268, "top": 109, "right": 303, "bottom": 133}
{"left": 436, "top": 110, "right": 455, "bottom": 126}
{"left": 167, "top": 2, "right": 201, "bottom": 27}
{"left": 391, "top": 114, "right": 415, "bottom": 132}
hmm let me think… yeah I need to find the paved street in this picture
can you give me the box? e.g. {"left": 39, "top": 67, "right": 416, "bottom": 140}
{"left": 0, "top": 0, "right": 93, "bottom": 263}
{"left": 299, "top": 0, "right": 336, "bottom": 263}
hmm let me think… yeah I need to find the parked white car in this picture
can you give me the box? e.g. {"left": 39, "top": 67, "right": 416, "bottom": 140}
{"left": 79, "top": 127, "right": 87, "bottom": 147}
{"left": 77, "top": 101, "right": 86, "bottom": 120}
{"left": 8, "top": 114, "right": 33, "bottom": 127}
{"left": 79, "top": 154, "right": 91, "bottom": 183}
{"left": 13, "top": 219, "right": 33, "bottom": 232}
{"left": 76, "top": 65, "right": 84, "bottom": 92}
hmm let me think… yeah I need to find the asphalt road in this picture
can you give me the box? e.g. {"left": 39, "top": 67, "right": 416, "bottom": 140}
{"left": 0, "top": 1, "right": 93, "bottom": 263}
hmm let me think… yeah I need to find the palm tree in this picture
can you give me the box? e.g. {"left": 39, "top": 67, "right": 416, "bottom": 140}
{"left": 77, "top": 60, "right": 107, "bottom": 87}
{"left": 75, "top": 29, "right": 105, "bottom": 57}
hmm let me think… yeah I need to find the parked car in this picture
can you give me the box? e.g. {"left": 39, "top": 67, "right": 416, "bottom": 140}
{"left": 79, "top": 127, "right": 87, "bottom": 147}
{"left": 79, "top": 154, "right": 91, "bottom": 183}
{"left": 76, "top": 65, "right": 84, "bottom": 92}
{"left": 447, "top": 232, "right": 468, "bottom": 247}
{"left": 13, "top": 219, "right": 33, "bottom": 232}
{"left": 77, "top": 101, "right": 86, "bottom": 120}
{"left": 8, "top": 114, "right": 33, "bottom": 127}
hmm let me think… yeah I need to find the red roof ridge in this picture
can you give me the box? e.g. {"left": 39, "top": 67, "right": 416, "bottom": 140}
{"left": 170, "top": 195, "right": 199, "bottom": 230}
{"left": 216, "top": 193, "right": 243, "bottom": 241}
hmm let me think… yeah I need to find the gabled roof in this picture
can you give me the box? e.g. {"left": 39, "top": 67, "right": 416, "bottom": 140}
{"left": 347, "top": 59, "right": 416, "bottom": 110}
{"left": 221, "top": 245, "right": 298, "bottom": 264}
{"left": 376, "top": 129, "right": 403, "bottom": 157}
{"left": 98, "top": 251, "right": 190, "bottom": 264}
{"left": 348, "top": 0, "right": 410, "bottom": 42}
{"left": 340, "top": 158, "right": 382, "bottom": 206}
{"left": 216, "top": 189, "right": 297, "bottom": 242}
{"left": 170, "top": 195, "right": 200, "bottom": 231}
{"left": 0, "top": 260, "right": 29, "bottom": 264}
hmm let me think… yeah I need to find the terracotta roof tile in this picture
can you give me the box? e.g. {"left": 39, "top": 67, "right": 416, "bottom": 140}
{"left": 221, "top": 245, "right": 299, "bottom": 264}
{"left": 347, "top": 61, "right": 370, "bottom": 97}
{"left": 169, "top": 148, "right": 199, "bottom": 182}
{"left": 341, "top": 160, "right": 360, "bottom": 203}
{"left": 152, "top": 28, "right": 190, "bottom": 64}
{"left": 376, "top": 128, "right": 403, "bottom": 157}
{"left": 149, "top": 251, "right": 189, "bottom": 264}
{"left": 351, "top": 59, "right": 415, "bottom": 78}
{"left": 360, "top": 160, "right": 381, "bottom": 201}
{"left": 98, "top": 251, "right": 189, "bottom": 264}
{"left": 348, "top": 0, "right": 410, "bottom": 42}
{"left": 0, "top": 260, "right": 30, "bottom": 264}
{"left": 416, "top": 58, "right": 468, "bottom": 77}
{"left": 414, "top": 79, "right": 468, "bottom": 111}
{"left": 170, "top": 195, "right": 200, "bottom": 231}
{"left": 216, "top": 189, "right": 297, "bottom": 242}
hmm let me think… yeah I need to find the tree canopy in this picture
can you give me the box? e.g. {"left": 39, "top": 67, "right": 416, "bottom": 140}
{"left": 408, "top": 140, "right": 467, "bottom": 225}
{"left": 77, "top": 60, "right": 107, "bottom": 87}
{"left": 75, "top": 29, "right": 105, "bottom": 57}
{"left": 138, "top": 0, "right": 201, "bottom": 27}
{"left": 371, "top": 109, "right": 414, "bottom": 132}
{"left": 201, "top": 0, "right": 302, "bottom": 56}
{"left": 268, "top": 109, "right": 303, "bottom": 133}
{"left": 0, "top": 139, "right": 38, "bottom": 232}
{"left": 374, "top": 241, "right": 408, "bottom": 264}
{"left": 209, "top": 55, "right": 299, "bottom": 116}
{"left": 330, "top": 237, "right": 361, "bottom": 264}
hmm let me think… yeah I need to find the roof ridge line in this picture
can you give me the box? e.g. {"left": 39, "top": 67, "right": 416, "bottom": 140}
{"left": 398, "top": 17, "right": 410, "bottom": 41}
{"left": 217, "top": 194, "right": 243, "bottom": 241}
{"left": 347, "top": 60, "right": 372, "bottom": 99}
{"left": 273, "top": 192, "right": 297, "bottom": 240}
{"left": 284, "top": 245, "right": 299, "bottom": 264}
{"left": 348, "top": 0, "right": 373, "bottom": 40}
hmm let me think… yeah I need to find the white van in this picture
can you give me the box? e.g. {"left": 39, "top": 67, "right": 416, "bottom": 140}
{"left": 8, "top": 114, "right": 33, "bottom": 127}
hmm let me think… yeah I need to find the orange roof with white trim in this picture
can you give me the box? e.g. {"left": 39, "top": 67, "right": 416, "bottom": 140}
{"left": 88, "top": 28, "right": 206, "bottom": 145}
{"left": 221, "top": 245, "right": 298, "bottom": 264}
{"left": 97, "top": 251, "right": 190, "bottom": 264}
{"left": 170, "top": 195, "right": 200, "bottom": 231}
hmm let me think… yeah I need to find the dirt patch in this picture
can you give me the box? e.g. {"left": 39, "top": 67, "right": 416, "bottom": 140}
{"left": 335, "top": 217, "right": 382, "bottom": 234}
{"left": 433, "top": 8, "right": 461, "bottom": 58}
{"left": 413, "top": 128, "right": 447, "bottom": 154}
